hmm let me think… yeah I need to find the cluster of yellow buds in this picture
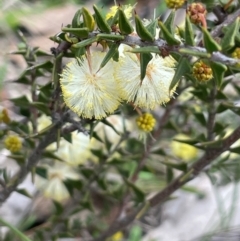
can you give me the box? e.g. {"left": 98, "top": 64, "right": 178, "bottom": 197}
{"left": 187, "top": 2, "right": 207, "bottom": 26}
{"left": 192, "top": 60, "right": 213, "bottom": 82}
{"left": 4, "top": 135, "right": 22, "bottom": 153}
{"left": 165, "top": 0, "right": 185, "bottom": 9}
{"left": 108, "top": 231, "right": 124, "bottom": 241}
{"left": 0, "top": 109, "right": 10, "bottom": 124}
{"left": 136, "top": 113, "right": 156, "bottom": 132}
{"left": 232, "top": 48, "right": 240, "bottom": 66}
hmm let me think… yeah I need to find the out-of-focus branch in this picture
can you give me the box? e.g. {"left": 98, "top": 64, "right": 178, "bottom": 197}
{"left": 211, "top": 7, "right": 240, "bottom": 38}
{"left": 92, "top": 125, "right": 240, "bottom": 241}
{"left": 85, "top": 33, "right": 240, "bottom": 66}
{"left": 0, "top": 113, "right": 87, "bottom": 203}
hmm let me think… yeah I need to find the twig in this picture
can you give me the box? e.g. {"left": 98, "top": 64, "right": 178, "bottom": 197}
{"left": 91, "top": 125, "right": 240, "bottom": 241}
{"left": 0, "top": 113, "right": 88, "bottom": 203}
{"left": 211, "top": 7, "right": 240, "bottom": 38}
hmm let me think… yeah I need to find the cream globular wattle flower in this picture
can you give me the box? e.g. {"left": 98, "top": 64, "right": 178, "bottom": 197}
{"left": 106, "top": 4, "right": 134, "bottom": 20}
{"left": 36, "top": 163, "right": 80, "bottom": 202}
{"left": 115, "top": 50, "right": 176, "bottom": 109}
{"left": 60, "top": 52, "right": 121, "bottom": 119}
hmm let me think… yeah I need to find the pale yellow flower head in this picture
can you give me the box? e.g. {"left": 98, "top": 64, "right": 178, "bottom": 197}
{"left": 36, "top": 163, "right": 79, "bottom": 202}
{"left": 170, "top": 134, "right": 198, "bottom": 162}
{"left": 60, "top": 52, "right": 121, "bottom": 119}
{"left": 54, "top": 130, "right": 95, "bottom": 166}
{"left": 106, "top": 4, "right": 134, "bottom": 20}
{"left": 115, "top": 51, "right": 176, "bottom": 109}
{"left": 36, "top": 115, "right": 95, "bottom": 165}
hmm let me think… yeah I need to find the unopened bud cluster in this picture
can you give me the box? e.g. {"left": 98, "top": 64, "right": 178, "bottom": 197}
{"left": 193, "top": 61, "right": 213, "bottom": 82}
{"left": 136, "top": 113, "right": 156, "bottom": 132}
{"left": 232, "top": 48, "right": 240, "bottom": 66}
{"left": 0, "top": 109, "right": 10, "bottom": 124}
{"left": 165, "top": 0, "right": 185, "bottom": 9}
{"left": 187, "top": 3, "right": 207, "bottom": 25}
{"left": 4, "top": 135, "right": 22, "bottom": 153}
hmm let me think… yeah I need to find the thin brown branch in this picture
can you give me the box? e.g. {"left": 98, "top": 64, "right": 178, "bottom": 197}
{"left": 91, "top": 125, "right": 240, "bottom": 241}
{"left": 211, "top": 7, "right": 240, "bottom": 38}
{"left": 0, "top": 115, "right": 87, "bottom": 203}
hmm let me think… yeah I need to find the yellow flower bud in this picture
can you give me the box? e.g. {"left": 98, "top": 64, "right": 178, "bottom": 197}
{"left": 108, "top": 231, "right": 124, "bottom": 241}
{"left": 0, "top": 109, "right": 10, "bottom": 124}
{"left": 232, "top": 48, "right": 240, "bottom": 66}
{"left": 165, "top": 0, "right": 185, "bottom": 9}
{"left": 192, "top": 60, "right": 213, "bottom": 82}
{"left": 4, "top": 135, "right": 22, "bottom": 153}
{"left": 136, "top": 113, "right": 156, "bottom": 132}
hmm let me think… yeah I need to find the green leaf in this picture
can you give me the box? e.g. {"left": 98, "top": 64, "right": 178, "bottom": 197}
{"left": 30, "top": 102, "right": 50, "bottom": 115}
{"left": 179, "top": 47, "right": 211, "bottom": 58}
{"left": 151, "top": 148, "right": 166, "bottom": 156}
{"left": 103, "top": 130, "right": 112, "bottom": 152}
{"left": 98, "top": 43, "right": 120, "bottom": 70}
{"left": 166, "top": 166, "right": 174, "bottom": 183}
{"left": 124, "top": 178, "right": 145, "bottom": 202}
{"left": 7, "top": 154, "right": 25, "bottom": 164}
{"left": 72, "top": 9, "right": 82, "bottom": 28}
{"left": 91, "top": 149, "right": 106, "bottom": 160}
{"left": 62, "top": 27, "right": 89, "bottom": 38}
{"left": 53, "top": 200, "right": 64, "bottom": 215}
{"left": 0, "top": 217, "right": 33, "bottom": 241}
{"left": 62, "top": 133, "right": 72, "bottom": 143}
{"left": 129, "top": 225, "right": 143, "bottom": 241}
{"left": 93, "top": 4, "right": 111, "bottom": 33}
{"left": 140, "top": 52, "right": 152, "bottom": 81}
{"left": 82, "top": 7, "right": 95, "bottom": 31}
{"left": 230, "top": 146, "right": 240, "bottom": 154}
{"left": 129, "top": 46, "right": 160, "bottom": 54}
{"left": 221, "top": 18, "right": 240, "bottom": 52}
{"left": 181, "top": 185, "right": 205, "bottom": 198}
{"left": 80, "top": 193, "right": 93, "bottom": 211}
{"left": 185, "top": 15, "right": 194, "bottom": 46}
{"left": 169, "top": 57, "right": 191, "bottom": 90}
{"left": 158, "top": 21, "right": 180, "bottom": 45}
{"left": 101, "top": 118, "right": 120, "bottom": 135}
{"left": 0, "top": 64, "right": 7, "bottom": 88}
{"left": 162, "top": 161, "right": 187, "bottom": 172}
{"left": 16, "top": 189, "right": 32, "bottom": 198}
{"left": 146, "top": 19, "right": 158, "bottom": 38}
{"left": 202, "top": 27, "right": 222, "bottom": 53}
{"left": 126, "top": 138, "right": 144, "bottom": 154}
{"left": 216, "top": 102, "right": 233, "bottom": 113}
{"left": 81, "top": 167, "right": 95, "bottom": 178}
{"left": 97, "top": 33, "right": 124, "bottom": 41}
{"left": 162, "top": 10, "right": 175, "bottom": 35}
{"left": 26, "top": 61, "right": 53, "bottom": 72}
{"left": 214, "top": 122, "right": 228, "bottom": 135}
{"left": 72, "top": 36, "right": 98, "bottom": 48}
{"left": 14, "top": 76, "right": 30, "bottom": 85}
{"left": 91, "top": 131, "right": 104, "bottom": 143}
{"left": 36, "top": 166, "right": 47, "bottom": 179}
{"left": 210, "top": 61, "right": 227, "bottom": 88}
{"left": 10, "top": 95, "right": 30, "bottom": 108}
{"left": 194, "top": 112, "right": 207, "bottom": 126}
{"left": 135, "top": 13, "right": 154, "bottom": 41}
{"left": 42, "top": 151, "right": 65, "bottom": 162}
{"left": 118, "top": 7, "right": 134, "bottom": 35}
{"left": 197, "top": 139, "right": 224, "bottom": 149}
